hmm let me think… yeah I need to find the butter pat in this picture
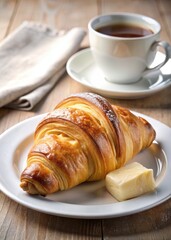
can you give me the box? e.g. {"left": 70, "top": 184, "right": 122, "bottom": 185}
{"left": 105, "top": 162, "right": 156, "bottom": 201}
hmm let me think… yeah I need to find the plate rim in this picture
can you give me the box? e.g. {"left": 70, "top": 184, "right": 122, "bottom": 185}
{"left": 0, "top": 113, "right": 171, "bottom": 219}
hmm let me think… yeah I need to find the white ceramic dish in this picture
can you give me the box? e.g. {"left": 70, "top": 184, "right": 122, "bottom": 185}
{"left": 0, "top": 113, "right": 171, "bottom": 219}
{"left": 66, "top": 48, "right": 171, "bottom": 99}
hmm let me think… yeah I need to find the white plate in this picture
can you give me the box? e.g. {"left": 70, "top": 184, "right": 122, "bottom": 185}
{"left": 66, "top": 48, "right": 171, "bottom": 99}
{"left": 0, "top": 113, "right": 171, "bottom": 219}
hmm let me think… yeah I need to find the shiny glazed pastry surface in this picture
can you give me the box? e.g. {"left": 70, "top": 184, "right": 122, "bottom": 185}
{"left": 20, "top": 92, "right": 156, "bottom": 195}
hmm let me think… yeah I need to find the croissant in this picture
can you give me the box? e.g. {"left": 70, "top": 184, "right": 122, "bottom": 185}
{"left": 20, "top": 92, "right": 156, "bottom": 195}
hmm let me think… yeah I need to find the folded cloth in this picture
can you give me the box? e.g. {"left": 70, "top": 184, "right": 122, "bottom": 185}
{"left": 0, "top": 21, "right": 86, "bottom": 110}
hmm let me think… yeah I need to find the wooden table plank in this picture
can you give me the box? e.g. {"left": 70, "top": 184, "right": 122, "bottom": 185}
{"left": 0, "top": 203, "right": 102, "bottom": 239}
{"left": 0, "top": 0, "right": 18, "bottom": 41}
{"left": 102, "top": 199, "right": 171, "bottom": 239}
{"left": 7, "top": 0, "right": 97, "bottom": 46}
{"left": 157, "top": 0, "right": 171, "bottom": 41}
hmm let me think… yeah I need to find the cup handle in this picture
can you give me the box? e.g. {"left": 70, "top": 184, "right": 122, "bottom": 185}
{"left": 144, "top": 41, "right": 171, "bottom": 74}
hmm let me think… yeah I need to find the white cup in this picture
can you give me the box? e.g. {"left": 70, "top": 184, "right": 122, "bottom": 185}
{"left": 88, "top": 13, "right": 171, "bottom": 84}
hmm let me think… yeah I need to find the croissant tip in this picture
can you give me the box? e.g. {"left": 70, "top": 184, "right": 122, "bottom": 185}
{"left": 20, "top": 181, "right": 40, "bottom": 195}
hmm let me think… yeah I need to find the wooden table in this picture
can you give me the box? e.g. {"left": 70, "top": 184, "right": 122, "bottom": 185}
{"left": 0, "top": 0, "right": 171, "bottom": 239}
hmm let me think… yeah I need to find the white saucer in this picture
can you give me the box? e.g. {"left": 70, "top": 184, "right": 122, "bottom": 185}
{"left": 66, "top": 48, "right": 171, "bottom": 99}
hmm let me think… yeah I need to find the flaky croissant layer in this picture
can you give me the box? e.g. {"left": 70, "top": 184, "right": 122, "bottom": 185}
{"left": 20, "top": 92, "right": 156, "bottom": 195}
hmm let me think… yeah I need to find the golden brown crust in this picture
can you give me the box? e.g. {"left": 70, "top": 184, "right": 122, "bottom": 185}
{"left": 56, "top": 92, "right": 123, "bottom": 158}
{"left": 111, "top": 105, "right": 155, "bottom": 167}
{"left": 20, "top": 92, "right": 156, "bottom": 195}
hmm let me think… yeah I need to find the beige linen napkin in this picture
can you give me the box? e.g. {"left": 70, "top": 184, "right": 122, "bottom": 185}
{"left": 0, "top": 22, "right": 86, "bottom": 110}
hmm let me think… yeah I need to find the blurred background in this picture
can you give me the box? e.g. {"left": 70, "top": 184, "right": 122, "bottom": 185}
{"left": 0, "top": 0, "right": 170, "bottom": 47}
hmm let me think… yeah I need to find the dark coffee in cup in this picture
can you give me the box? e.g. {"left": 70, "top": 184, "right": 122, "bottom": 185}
{"left": 96, "top": 24, "right": 154, "bottom": 38}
